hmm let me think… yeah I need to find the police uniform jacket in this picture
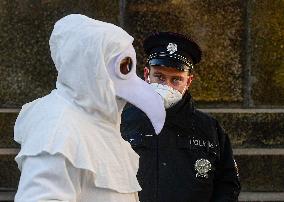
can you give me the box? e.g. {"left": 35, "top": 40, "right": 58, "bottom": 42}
{"left": 121, "top": 92, "right": 241, "bottom": 202}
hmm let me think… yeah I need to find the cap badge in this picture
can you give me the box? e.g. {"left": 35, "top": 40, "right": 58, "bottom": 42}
{"left": 194, "top": 158, "right": 211, "bottom": 178}
{"left": 167, "top": 43, "right": 177, "bottom": 54}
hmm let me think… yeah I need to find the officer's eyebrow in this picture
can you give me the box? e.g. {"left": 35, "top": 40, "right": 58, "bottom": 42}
{"left": 153, "top": 72, "right": 164, "bottom": 76}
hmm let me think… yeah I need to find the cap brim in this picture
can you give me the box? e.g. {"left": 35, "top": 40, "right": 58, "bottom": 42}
{"left": 149, "top": 58, "right": 190, "bottom": 71}
{"left": 113, "top": 75, "right": 166, "bottom": 134}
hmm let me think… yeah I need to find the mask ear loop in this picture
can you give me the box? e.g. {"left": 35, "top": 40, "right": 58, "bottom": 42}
{"left": 147, "top": 75, "right": 151, "bottom": 83}
{"left": 181, "top": 86, "right": 188, "bottom": 95}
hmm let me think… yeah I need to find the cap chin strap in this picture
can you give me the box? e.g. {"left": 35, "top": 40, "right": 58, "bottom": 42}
{"left": 181, "top": 85, "right": 188, "bottom": 95}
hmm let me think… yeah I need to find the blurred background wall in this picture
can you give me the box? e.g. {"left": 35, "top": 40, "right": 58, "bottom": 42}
{"left": 0, "top": 0, "right": 283, "bottom": 201}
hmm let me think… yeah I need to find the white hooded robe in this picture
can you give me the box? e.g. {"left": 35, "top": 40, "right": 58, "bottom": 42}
{"left": 14, "top": 14, "right": 165, "bottom": 202}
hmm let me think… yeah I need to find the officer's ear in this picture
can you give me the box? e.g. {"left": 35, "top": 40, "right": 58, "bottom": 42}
{"left": 186, "top": 74, "right": 194, "bottom": 88}
{"left": 144, "top": 67, "right": 150, "bottom": 83}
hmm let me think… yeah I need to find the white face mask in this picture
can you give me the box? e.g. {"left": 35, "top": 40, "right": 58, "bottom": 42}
{"left": 149, "top": 83, "right": 182, "bottom": 109}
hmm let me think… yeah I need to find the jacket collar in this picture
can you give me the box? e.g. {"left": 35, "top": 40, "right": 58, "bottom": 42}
{"left": 165, "top": 91, "right": 195, "bottom": 130}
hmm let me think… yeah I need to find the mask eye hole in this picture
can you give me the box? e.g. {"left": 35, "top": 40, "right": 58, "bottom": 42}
{"left": 120, "top": 57, "right": 132, "bottom": 75}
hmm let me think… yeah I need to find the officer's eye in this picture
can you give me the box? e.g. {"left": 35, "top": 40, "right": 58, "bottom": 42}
{"left": 154, "top": 75, "right": 165, "bottom": 82}
{"left": 120, "top": 57, "right": 132, "bottom": 75}
{"left": 172, "top": 77, "right": 182, "bottom": 85}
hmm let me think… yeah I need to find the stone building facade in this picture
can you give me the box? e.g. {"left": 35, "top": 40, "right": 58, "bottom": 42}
{"left": 0, "top": 0, "right": 283, "bottom": 201}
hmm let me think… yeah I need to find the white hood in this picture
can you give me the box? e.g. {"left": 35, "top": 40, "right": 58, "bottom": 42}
{"left": 14, "top": 14, "right": 165, "bottom": 195}
{"left": 50, "top": 14, "right": 165, "bottom": 133}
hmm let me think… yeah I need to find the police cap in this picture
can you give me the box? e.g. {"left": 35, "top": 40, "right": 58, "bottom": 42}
{"left": 143, "top": 32, "right": 202, "bottom": 71}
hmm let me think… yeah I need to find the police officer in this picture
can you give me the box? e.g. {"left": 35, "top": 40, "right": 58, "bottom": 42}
{"left": 121, "top": 32, "right": 241, "bottom": 202}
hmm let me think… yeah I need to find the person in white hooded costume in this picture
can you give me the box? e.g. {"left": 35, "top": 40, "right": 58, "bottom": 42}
{"left": 14, "top": 14, "right": 166, "bottom": 202}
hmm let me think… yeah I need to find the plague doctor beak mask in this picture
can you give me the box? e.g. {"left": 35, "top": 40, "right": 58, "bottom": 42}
{"left": 14, "top": 15, "right": 166, "bottom": 195}
{"left": 50, "top": 14, "right": 165, "bottom": 134}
